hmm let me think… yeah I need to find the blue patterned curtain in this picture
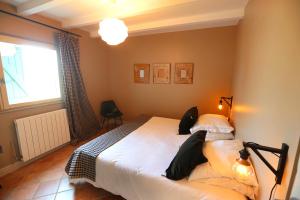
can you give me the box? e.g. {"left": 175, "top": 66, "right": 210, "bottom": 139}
{"left": 55, "top": 32, "right": 100, "bottom": 140}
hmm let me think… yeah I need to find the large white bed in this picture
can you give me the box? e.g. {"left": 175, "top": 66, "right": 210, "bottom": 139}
{"left": 72, "top": 117, "right": 247, "bottom": 200}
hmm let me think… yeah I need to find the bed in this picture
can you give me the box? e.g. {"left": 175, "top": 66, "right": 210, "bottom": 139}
{"left": 67, "top": 117, "right": 247, "bottom": 200}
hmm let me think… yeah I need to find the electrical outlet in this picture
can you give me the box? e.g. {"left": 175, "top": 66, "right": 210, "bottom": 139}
{"left": 0, "top": 145, "right": 3, "bottom": 154}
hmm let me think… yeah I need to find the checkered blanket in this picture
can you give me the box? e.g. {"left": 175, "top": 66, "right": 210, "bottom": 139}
{"left": 65, "top": 116, "right": 151, "bottom": 181}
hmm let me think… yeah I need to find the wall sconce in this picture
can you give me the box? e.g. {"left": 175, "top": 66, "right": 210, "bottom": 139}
{"left": 233, "top": 142, "right": 289, "bottom": 198}
{"left": 218, "top": 96, "right": 233, "bottom": 120}
{"left": 218, "top": 96, "right": 233, "bottom": 110}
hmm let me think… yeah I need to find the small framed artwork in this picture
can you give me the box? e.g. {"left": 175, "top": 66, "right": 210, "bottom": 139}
{"left": 134, "top": 64, "right": 150, "bottom": 83}
{"left": 153, "top": 63, "right": 171, "bottom": 84}
{"left": 174, "top": 63, "right": 194, "bottom": 84}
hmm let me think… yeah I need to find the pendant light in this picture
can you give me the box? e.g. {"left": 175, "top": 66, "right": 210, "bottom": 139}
{"left": 98, "top": 18, "right": 128, "bottom": 45}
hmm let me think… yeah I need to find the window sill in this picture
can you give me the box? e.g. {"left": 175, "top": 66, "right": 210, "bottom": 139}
{"left": 0, "top": 99, "right": 64, "bottom": 114}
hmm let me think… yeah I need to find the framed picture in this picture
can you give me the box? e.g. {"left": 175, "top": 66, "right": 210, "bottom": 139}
{"left": 174, "top": 63, "right": 194, "bottom": 84}
{"left": 134, "top": 64, "right": 150, "bottom": 83}
{"left": 153, "top": 63, "right": 171, "bottom": 84}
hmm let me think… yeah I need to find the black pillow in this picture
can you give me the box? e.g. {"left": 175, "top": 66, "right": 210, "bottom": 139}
{"left": 165, "top": 130, "right": 208, "bottom": 180}
{"left": 178, "top": 106, "right": 198, "bottom": 135}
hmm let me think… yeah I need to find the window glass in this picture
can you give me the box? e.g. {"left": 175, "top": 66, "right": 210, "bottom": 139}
{"left": 0, "top": 41, "right": 61, "bottom": 107}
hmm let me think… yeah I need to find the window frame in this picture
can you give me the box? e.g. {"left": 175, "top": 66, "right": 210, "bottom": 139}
{"left": 0, "top": 34, "right": 62, "bottom": 111}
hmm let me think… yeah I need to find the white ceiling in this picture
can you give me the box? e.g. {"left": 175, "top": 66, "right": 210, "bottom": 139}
{"left": 1, "top": 0, "right": 248, "bottom": 37}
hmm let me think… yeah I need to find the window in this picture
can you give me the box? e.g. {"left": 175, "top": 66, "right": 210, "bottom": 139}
{"left": 0, "top": 36, "right": 61, "bottom": 110}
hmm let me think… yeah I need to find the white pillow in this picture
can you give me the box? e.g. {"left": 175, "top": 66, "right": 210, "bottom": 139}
{"left": 188, "top": 162, "right": 221, "bottom": 181}
{"left": 194, "top": 177, "right": 258, "bottom": 200}
{"left": 205, "top": 132, "right": 234, "bottom": 141}
{"left": 190, "top": 114, "right": 234, "bottom": 134}
{"left": 188, "top": 140, "right": 259, "bottom": 199}
{"left": 203, "top": 140, "right": 259, "bottom": 187}
{"left": 188, "top": 162, "right": 257, "bottom": 199}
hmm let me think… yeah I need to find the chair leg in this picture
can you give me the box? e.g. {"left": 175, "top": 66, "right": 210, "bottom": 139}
{"left": 109, "top": 118, "right": 113, "bottom": 129}
{"left": 111, "top": 118, "right": 114, "bottom": 129}
{"left": 114, "top": 118, "right": 117, "bottom": 127}
{"left": 120, "top": 116, "right": 123, "bottom": 125}
{"left": 101, "top": 118, "right": 106, "bottom": 129}
{"left": 103, "top": 118, "right": 109, "bottom": 129}
{"left": 100, "top": 118, "right": 104, "bottom": 129}
{"left": 107, "top": 118, "right": 110, "bottom": 129}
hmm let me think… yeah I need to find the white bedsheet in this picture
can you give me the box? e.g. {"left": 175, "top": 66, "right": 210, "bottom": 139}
{"left": 91, "top": 117, "right": 246, "bottom": 200}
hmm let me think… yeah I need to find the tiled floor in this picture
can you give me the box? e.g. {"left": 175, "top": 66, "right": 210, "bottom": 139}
{"left": 0, "top": 131, "right": 125, "bottom": 200}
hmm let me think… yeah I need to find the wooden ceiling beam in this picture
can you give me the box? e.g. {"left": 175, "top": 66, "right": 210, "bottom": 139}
{"left": 89, "top": 9, "right": 244, "bottom": 37}
{"left": 62, "top": 0, "right": 199, "bottom": 28}
{"left": 17, "top": 0, "right": 72, "bottom": 16}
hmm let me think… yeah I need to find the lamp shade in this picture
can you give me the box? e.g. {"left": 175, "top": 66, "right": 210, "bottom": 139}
{"left": 218, "top": 101, "right": 223, "bottom": 110}
{"left": 98, "top": 18, "right": 128, "bottom": 45}
{"left": 232, "top": 158, "right": 254, "bottom": 181}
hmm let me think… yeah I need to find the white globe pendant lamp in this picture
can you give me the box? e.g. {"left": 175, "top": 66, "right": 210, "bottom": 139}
{"left": 98, "top": 18, "right": 128, "bottom": 45}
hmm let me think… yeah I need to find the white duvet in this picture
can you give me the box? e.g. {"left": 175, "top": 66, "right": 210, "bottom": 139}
{"left": 78, "top": 117, "right": 246, "bottom": 200}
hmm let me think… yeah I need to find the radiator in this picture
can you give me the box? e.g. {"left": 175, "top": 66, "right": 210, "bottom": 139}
{"left": 15, "top": 109, "right": 71, "bottom": 162}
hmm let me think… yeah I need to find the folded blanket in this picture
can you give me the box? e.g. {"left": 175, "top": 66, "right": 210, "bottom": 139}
{"left": 65, "top": 115, "right": 151, "bottom": 181}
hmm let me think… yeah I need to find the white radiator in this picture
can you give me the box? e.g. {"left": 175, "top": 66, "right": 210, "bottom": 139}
{"left": 15, "top": 109, "right": 71, "bottom": 161}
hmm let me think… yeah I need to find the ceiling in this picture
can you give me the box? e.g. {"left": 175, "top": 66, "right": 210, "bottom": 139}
{"left": 1, "top": 0, "right": 248, "bottom": 37}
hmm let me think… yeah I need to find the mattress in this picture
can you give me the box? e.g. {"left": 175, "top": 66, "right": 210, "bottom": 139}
{"left": 85, "top": 117, "right": 246, "bottom": 200}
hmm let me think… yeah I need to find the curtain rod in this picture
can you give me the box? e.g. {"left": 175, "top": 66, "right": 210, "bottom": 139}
{"left": 0, "top": 9, "right": 82, "bottom": 38}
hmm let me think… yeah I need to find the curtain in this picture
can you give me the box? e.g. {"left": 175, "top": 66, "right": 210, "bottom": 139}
{"left": 55, "top": 32, "right": 100, "bottom": 140}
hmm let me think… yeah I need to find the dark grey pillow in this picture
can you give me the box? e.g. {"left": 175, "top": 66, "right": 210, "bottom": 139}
{"left": 178, "top": 107, "right": 198, "bottom": 135}
{"left": 165, "top": 130, "right": 208, "bottom": 180}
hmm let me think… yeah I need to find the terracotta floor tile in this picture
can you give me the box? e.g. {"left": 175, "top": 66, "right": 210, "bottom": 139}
{"left": 16, "top": 172, "right": 42, "bottom": 188}
{"left": 33, "top": 194, "right": 56, "bottom": 200}
{"left": 58, "top": 177, "right": 74, "bottom": 192}
{"left": 6, "top": 183, "right": 39, "bottom": 200}
{"left": 72, "top": 183, "right": 110, "bottom": 200}
{"left": 55, "top": 190, "right": 74, "bottom": 200}
{"left": 0, "top": 186, "right": 12, "bottom": 200}
{"left": 0, "top": 173, "right": 25, "bottom": 189}
{"left": 30, "top": 162, "right": 51, "bottom": 173}
{"left": 38, "top": 169, "right": 64, "bottom": 182}
{"left": 0, "top": 130, "right": 125, "bottom": 200}
{"left": 34, "top": 179, "right": 60, "bottom": 198}
{"left": 61, "top": 172, "right": 69, "bottom": 178}
{"left": 100, "top": 196, "right": 124, "bottom": 200}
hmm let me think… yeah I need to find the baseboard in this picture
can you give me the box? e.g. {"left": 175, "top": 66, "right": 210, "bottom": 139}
{"left": 0, "top": 142, "right": 69, "bottom": 178}
{"left": 0, "top": 161, "right": 24, "bottom": 177}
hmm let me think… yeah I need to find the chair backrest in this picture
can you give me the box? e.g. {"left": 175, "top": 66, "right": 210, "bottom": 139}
{"left": 101, "top": 100, "right": 118, "bottom": 116}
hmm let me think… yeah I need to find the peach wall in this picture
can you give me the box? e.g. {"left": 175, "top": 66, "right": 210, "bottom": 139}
{"left": 108, "top": 26, "right": 237, "bottom": 120}
{"left": 232, "top": 0, "right": 300, "bottom": 199}
{"left": 2, "top": 3, "right": 299, "bottom": 199}
{"left": 0, "top": 3, "right": 109, "bottom": 169}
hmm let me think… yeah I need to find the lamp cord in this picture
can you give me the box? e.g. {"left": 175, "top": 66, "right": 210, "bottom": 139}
{"left": 269, "top": 182, "right": 277, "bottom": 200}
